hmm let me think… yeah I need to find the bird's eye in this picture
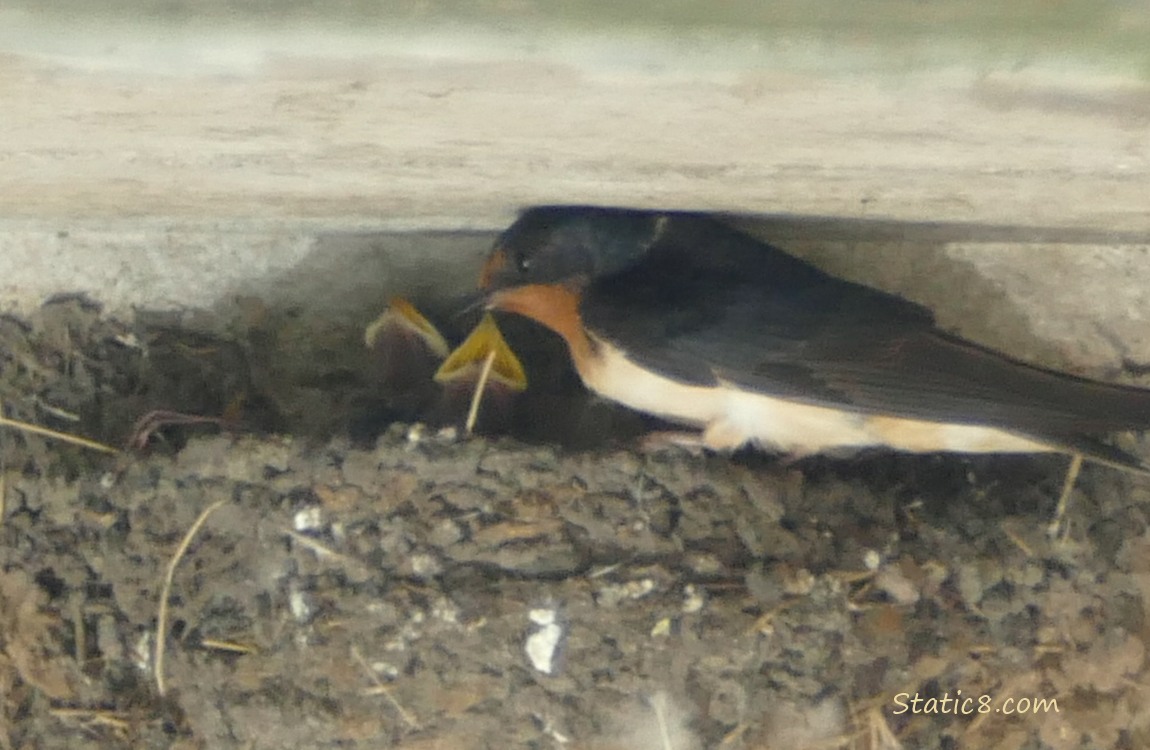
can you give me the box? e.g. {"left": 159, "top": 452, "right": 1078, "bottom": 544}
{"left": 515, "top": 253, "right": 531, "bottom": 274}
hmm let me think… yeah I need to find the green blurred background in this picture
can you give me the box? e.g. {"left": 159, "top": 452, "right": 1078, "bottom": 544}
{"left": 3, "top": 0, "right": 1148, "bottom": 76}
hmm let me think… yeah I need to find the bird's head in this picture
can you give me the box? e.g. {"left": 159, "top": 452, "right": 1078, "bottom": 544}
{"left": 479, "top": 206, "right": 669, "bottom": 292}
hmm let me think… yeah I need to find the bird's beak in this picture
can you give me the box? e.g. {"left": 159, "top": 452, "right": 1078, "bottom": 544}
{"left": 451, "top": 289, "right": 489, "bottom": 320}
{"left": 434, "top": 312, "right": 528, "bottom": 391}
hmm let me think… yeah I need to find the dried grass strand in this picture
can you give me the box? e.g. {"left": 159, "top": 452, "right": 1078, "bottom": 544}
{"left": 154, "top": 499, "right": 227, "bottom": 697}
{"left": 464, "top": 348, "right": 497, "bottom": 436}
{"left": 0, "top": 415, "right": 119, "bottom": 455}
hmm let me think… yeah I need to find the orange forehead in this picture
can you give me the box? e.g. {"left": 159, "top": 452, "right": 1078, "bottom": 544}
{"left": 478, "top": 247, "right": 508, "bottom": 289}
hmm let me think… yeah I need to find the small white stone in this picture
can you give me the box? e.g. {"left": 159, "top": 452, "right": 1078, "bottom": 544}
{"left": 782, "top": 568, "right": 816, "bottom": 596}
{"left": 432, "top": 597, "right": 459, "bottom": 624}
{"left": 625, "top": 579, "right": 656, "bottom": 599}
{"left": 408, "top": 553, "right": 442, "bottom": 578}
{"left": 863, "top": 549, "right": 882, "bottom": 571}
{"left": 133, "top": 631, "right": 152, "bottom": 674}
{"left": 293, "top": 506, "right": 324, "bottom": 532}
{"left": 289, "top": 587, "right": 312, "bottom": 622}
{"left": 682, "top": 584, "right": 705, "bottom": 614}
{"left": 372, "top": 661, "right": 400, "bottom": 680}
{"left": 525, "top": 623, "right": 563, "bottom": 674}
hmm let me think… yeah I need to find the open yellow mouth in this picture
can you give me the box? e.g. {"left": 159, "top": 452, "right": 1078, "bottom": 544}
{"left": 363, "top": 296, "right": 451, "bottom": 359}
{"left": 434, "top": 313, "right": 527, "bottom": 391}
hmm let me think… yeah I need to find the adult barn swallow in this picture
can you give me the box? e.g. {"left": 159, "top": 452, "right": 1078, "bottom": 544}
{"left": 479, "top": 206, "right": 1150, "bottom": 471}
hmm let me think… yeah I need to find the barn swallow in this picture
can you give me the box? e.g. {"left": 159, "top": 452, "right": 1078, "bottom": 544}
{"left": 477, "top": 206, "right": 1150, "bottom": 472}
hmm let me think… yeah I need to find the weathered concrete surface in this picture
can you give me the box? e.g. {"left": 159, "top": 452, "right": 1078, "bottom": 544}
{"left": 4, "top": 49, "right": 1149, "bottom": 232}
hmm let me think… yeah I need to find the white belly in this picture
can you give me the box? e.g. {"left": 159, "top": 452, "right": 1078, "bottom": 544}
{"left": 578, "top": 337, "right": 1058, "bottom": 457}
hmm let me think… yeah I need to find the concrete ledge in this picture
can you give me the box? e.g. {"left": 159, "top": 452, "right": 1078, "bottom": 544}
{"left": 3, "top": 22, "right": 1150, "bottom": 232}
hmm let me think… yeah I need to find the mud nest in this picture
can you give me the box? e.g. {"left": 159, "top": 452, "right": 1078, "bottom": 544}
{"left": 1, "top": 297, "right": 1149, "bottom": 750}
